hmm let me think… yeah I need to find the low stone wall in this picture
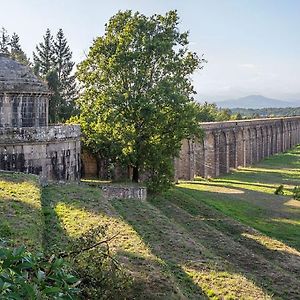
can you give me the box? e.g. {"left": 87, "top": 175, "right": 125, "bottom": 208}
{"left": 98, "top": 185, "right": 147, "bottom": 200}
{"left": 0, "top": 125, "right": 81, "bottom": 183}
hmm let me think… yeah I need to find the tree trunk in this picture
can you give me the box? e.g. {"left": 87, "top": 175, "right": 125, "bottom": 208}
{"left": 132, "top": 166, "right": 139, "bottom": 183}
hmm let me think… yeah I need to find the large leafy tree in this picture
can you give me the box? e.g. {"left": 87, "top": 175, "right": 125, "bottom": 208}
{"left": 33, "top": 29, "right": 77, "bottom": 123}
{"left": 77, "top": 10, "right": 205, "bottom": 190}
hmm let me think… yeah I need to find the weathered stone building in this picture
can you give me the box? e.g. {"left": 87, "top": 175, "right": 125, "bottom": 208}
{"left": 0, "top": 53, "right": 81, "bottom": 182}
{"left": 175, "top": 116, "right": 300, "bottom": 180}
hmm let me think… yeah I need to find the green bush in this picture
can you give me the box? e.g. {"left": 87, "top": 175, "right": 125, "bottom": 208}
{"left": 274, "top": 184, "right": 284, "bottom": 195}
{"left": 67, "top": 226, "right": 130, "bottom": 300}
{"left": 293, "top": 186, "right": 300, "bottom": 200}
{"left": 0, "top": 240, "right": 80, "bottom": 299}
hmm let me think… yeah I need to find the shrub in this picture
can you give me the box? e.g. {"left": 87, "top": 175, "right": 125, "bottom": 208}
{"left": 67, "top": 226, "right": 131, "bottom": 299}
{"left": 293, "top": 186, "right": 300, "bottom": 200}
{"left": 274, "top": 185, "right": 284, "bottom": 195}
{"left": 0, "top": 240, "right": 80, "bottom": 299}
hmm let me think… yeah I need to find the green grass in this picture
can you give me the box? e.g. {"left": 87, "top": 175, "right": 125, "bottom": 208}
{"left": 177, "top": 147, "right": 300, "bottom": 250}
{"left": 0, "top": 172, "right": 42, "bottom": 251}
{"left": 1, "top": 147, "right": 300, "bottom": 299}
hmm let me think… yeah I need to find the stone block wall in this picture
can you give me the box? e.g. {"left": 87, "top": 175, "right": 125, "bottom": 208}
{"left": 0, "top": 125, "right": 81, "bottom": 183}
{"left": 176, "top": 116, "right": 300, "bottom": 180}
{"left": 98, "top": 185, "right": 147, "bottom": 200}
{"left": 0, "top": 93, "right": 48, "bottom": 128}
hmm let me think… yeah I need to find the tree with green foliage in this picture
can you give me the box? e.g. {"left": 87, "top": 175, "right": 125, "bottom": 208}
{"left": 0, "top": 27, "right": 10, "bottom": 54}
{"left": 34, "top": 29, "right": 77, "bottom": 123}
{"left": 53, "top": 29, "right": 78, "bottom": 121}
{"left": 77, "top": 10, "right": 205, "bottom": 190}
{"left": 9, "top": 33, "right": 30, "bottom": 66}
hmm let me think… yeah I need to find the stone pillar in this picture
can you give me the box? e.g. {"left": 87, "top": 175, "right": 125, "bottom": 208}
{"left": 236, "top": 129, "right": 244, "bottom": 167}
{"left": 188, "top": 139, "right": 195, "bottom": 180}
{"left": 204, "top": 132, "right": 217, "bottom": 178}
{"left": 195, "top": 139, "right": 205, "bottom": 177}
{"left": 228, "top": 130, "right": 237, "bottom": 169}
{"left": 244, "top": 128, "right": 252, "bottom": 166}
{"left": 218, "top": 131, "right": 228, "bottom": 175}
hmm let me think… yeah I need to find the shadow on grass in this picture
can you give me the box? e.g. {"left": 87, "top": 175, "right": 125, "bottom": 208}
{"left": 111, "top": 198, "right": 273, "bottom": 299}
{"left": 177, "top": 185, "right": 300, "bottom": 249}
{"left": 41, "top": 184, "right": 207, "bottom": 299}
{"left": 148, "top": 187, "right": 300, "bottom": 298}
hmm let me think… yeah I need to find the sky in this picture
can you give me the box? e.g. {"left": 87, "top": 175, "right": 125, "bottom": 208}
{"left": 1, "top": 0, "right": 300, "bottom": 102}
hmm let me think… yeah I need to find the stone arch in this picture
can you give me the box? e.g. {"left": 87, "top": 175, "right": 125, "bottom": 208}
{"left": 218, "top": 131, "right": 228, "bottom": 175}
{"left": 236, "top": 129, "right": 244, "bottom": 167}
{"left": 204, "top": 132, "right": 216, "bottom": 177}
{"left": 228, "top": 130, "right": 237, "bottom": 169}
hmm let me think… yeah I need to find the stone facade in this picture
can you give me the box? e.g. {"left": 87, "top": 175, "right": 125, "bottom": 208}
{"left": 0, "top": 53, "right": 81, "bottom": 182}
{"left": 175, "top": 116, "right": 300, "bottom": 180}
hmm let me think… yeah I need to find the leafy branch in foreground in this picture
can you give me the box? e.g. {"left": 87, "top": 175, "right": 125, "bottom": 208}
{"left": 0, "top": 226, "right": 129, "bottom": 300}
{"left": 0, "top": 240, "right": 80, "bottom": 299}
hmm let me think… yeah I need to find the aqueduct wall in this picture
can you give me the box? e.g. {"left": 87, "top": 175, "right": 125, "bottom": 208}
{"left": 175, "top": 116, "right": 300, "bottom": 180}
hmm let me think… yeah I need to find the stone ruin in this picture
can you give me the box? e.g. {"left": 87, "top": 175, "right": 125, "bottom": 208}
{"left": 0, "top": 53, "right": 81, "bottom": 183}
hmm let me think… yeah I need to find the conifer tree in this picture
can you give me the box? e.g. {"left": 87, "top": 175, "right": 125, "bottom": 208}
{"left": 53, "top": 29, "right": 77, "bottom": 121}
{"left": 0, "top": 27, "right": 10, "bottom": 54}
{"left": 33, "top": 28, "right": 77, "bottom": 123}
{"left": 33, "top": 29, "right": 54, "bottom": 77}
{"left": 9, "top": 33, "right": 30, "bottom": 65}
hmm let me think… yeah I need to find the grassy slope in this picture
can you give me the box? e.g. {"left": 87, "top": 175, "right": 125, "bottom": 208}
{"left": 0, "top": 172, "right": 42, "bottom": 251}
{"left": 1, "top": 147, "right": 300, "bottom": 299}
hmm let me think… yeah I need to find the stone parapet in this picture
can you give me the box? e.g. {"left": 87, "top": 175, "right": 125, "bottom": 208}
{"left": 0, "top": 125, "right": 81, "bottom": 144}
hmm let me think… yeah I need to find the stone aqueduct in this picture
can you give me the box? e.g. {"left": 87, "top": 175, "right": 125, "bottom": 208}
{"left": 175, "top": 116, "right": 300, "bottom": 181}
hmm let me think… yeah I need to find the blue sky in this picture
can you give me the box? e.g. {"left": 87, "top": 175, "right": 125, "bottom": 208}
{"left": 1, "top": 0, "right": 300, "bottom": 101}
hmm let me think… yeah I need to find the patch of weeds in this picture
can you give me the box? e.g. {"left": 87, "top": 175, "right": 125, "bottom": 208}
{"left": 0, "top": 220, "right": 13, "bottom": 237}
{"left": 293, "top": 186, "right": 300, "bottom": 200}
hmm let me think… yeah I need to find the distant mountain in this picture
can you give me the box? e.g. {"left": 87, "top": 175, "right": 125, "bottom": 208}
{"left": 216, "top": 95, "right": 299, "bottom": 109}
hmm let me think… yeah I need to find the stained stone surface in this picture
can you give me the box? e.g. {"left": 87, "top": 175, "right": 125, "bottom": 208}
{"left": 0, "top": 54, "right": 81, "bottom": 182}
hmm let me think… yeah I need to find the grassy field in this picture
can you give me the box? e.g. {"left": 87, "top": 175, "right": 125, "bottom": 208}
{"left": 1, "top": 147, "right": 300, "bottom": 299}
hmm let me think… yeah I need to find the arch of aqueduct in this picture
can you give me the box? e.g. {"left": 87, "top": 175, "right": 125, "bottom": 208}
{"left": 175, "top": 116, "right": 300, "bottom": 180}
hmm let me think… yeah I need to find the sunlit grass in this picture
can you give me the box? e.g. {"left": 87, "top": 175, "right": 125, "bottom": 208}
{"left": 0, "top": 172, "right": 42, "bottom": 251}
{"left": 178, "top": 146, "right": 300, "bottom": 250}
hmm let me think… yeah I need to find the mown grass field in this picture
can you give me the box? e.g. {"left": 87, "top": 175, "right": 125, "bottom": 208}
{"left": 1, "top": 147, "right": 300, "bottom": 299}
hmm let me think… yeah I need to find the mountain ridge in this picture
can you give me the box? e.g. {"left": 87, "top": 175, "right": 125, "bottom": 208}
{"left": 215, "top": 95, "right": 300, "bottom": 109}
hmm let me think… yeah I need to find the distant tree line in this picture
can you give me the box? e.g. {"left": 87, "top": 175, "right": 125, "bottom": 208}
{"left": 230, "top": 107, "right": 300, "bottom": 118}
{"left": 0, "top": 27, "right": 77, "bottom": 123}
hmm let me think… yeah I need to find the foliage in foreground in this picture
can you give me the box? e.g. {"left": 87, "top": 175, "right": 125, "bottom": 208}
{"left": 0, "top": 225, "right": 130, "bottom": 300}
{"left": 0, "top": 241, "right": 79, "bottom": 300}
{"left": 68, "top": 226, "right": 130, "bottom": 299}
{"left": 77, "top": 10, "right": 205, "bottom": 192}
